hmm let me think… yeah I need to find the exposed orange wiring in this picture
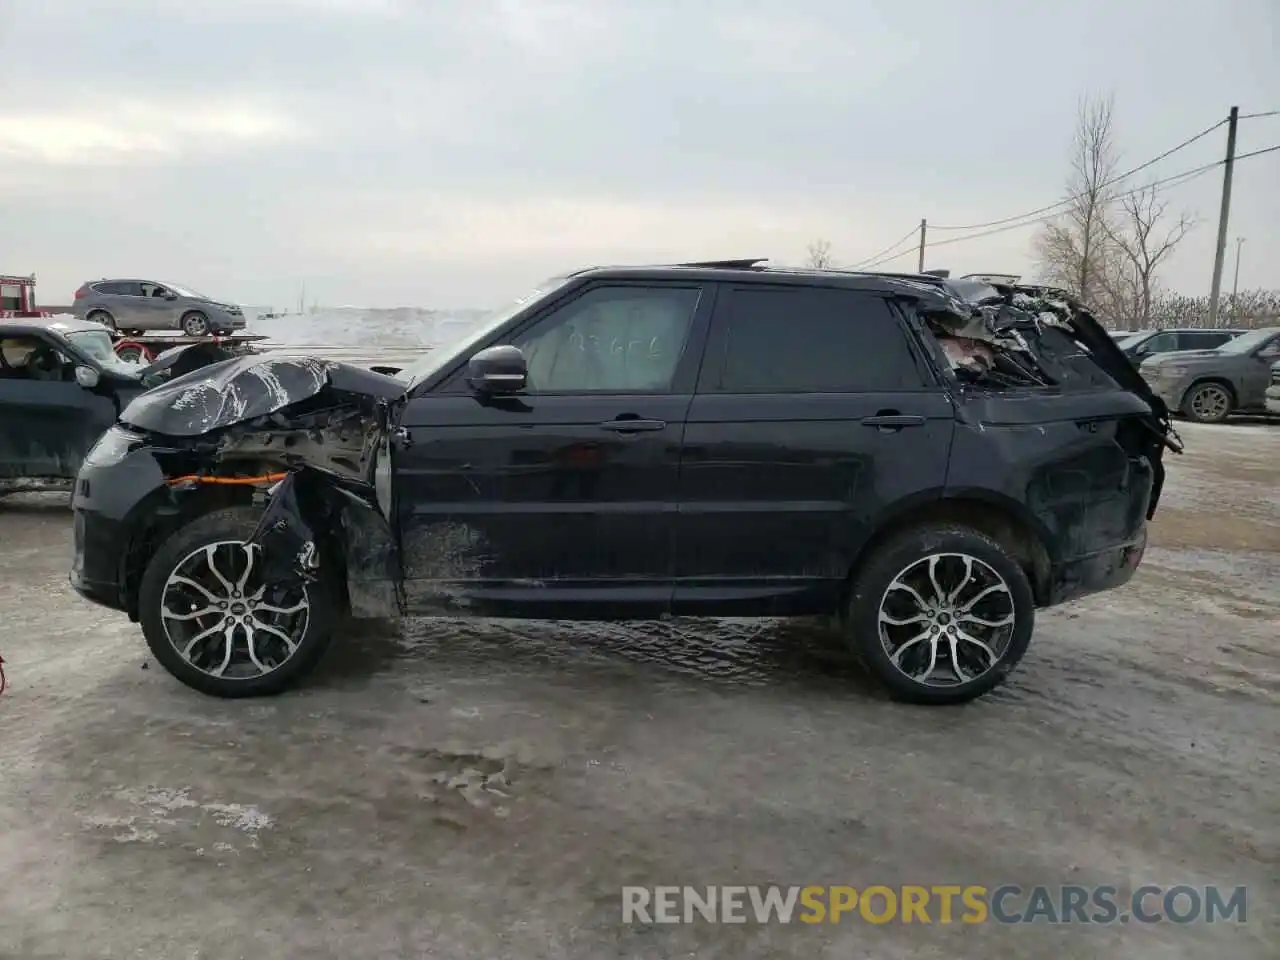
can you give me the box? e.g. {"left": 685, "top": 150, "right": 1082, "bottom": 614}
{"left": 167, "top": 472, "right": 288, "bottom": 486}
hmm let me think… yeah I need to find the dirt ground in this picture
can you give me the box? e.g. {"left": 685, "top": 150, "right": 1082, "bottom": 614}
{"left": 0, "top": 421, "right": 1276, "bottom": 960}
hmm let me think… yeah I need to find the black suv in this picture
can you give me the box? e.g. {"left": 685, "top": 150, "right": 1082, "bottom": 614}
{"left": 68, "top": 262, "right": 1174, "bottom": 705}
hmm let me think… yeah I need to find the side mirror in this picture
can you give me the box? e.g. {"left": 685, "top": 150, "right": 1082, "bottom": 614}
{"left": 75, "top": 365, "right": 100, "bottom": 389}
{"left": 163, "top": 291, "right": 178, "bottom": 300}
{"left": 467, "top": 345, "right": 527, "bottom": 394}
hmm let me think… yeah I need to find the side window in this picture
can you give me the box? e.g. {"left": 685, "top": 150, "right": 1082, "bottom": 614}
{"left": 1179, "top": 331, "right": 1224, "bottom": 350}
{"left": 140, "top": 282, "right": 170, "bottom": 298}
{"left": 1137, "top": 332, "right": 1177, "bottom": 354}
{"left": 710, "top": 286, "right": 921, "bottom": 393}
{"left": 0, "top": 335, "right": 72, "bottom": 380}
{"left": 511, "top": 285, "right": 701, "bottom": 393}
{"left": 97, "top": 281, "right": 142, "bottom": 296}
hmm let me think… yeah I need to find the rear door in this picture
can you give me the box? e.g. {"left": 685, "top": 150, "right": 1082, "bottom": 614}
{"left": 98, "top": 281, "right": 146, "bottom": 328}
{"left": 672, "top": 283, "right": 955, "bottom": 616}
{"left": 392, "top": 281, "right": 714, "bottom": 617}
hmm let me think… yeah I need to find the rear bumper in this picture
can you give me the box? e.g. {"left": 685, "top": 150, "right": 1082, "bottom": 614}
{"left": 1045, "top": 524, "right": 1148, "bottom": 606}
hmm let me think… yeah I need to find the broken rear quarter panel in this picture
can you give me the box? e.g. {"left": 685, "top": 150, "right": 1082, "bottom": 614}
{"left": 945, "top": 389, "right": 1156, "bottom": 606}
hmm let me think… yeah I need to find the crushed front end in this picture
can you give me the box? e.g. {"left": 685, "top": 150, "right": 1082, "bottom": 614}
{"left": 70, "top": 354, "right": 406, "bottom": 621}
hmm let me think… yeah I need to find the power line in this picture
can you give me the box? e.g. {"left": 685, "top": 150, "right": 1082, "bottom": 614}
{"left": 1240, "top": 110, "right": 1279, "bottom": 120}
{"left": 929, "top": 116, "right": 1229, "bottom": 232}
{"left": 847, "top": 224, "right": 922, "bottom": 270}
{"left": 859, "top": 144, "right": 1279, "bottom": 267}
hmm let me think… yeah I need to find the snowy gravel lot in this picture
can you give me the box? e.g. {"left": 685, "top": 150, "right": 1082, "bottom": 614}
{"left": 0, "top": 421, "right": 1276, "bottom": 959}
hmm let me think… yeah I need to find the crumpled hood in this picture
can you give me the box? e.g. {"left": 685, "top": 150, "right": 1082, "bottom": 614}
{"left": 120, "top": 352, "right": 405, "bottom": 437}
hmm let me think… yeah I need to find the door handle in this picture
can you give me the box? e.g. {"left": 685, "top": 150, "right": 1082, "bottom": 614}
{"left": 599, "top": 418, "right": 666, "bottom": 433}
{"left": 861, "top": 412, "right": 926, "bottom": 431}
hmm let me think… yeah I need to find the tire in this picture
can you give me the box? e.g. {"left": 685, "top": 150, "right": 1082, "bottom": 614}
{"left": 844, "top": 524, "right": 1035, "bottom": 705}
{"left": 137, "top": 506, "right": 339, "bottom": 698}
{"left": 86, "top": 309, "right": 116, "bottom": 331}
{"left": 115, "top": 344, "right": 147, "bottom": 364}
{"left": 181, "top": 311, "right": 210, "bottom": 336}
{"left": 1181, "top": 381, "right": 1233, "bottom": 424}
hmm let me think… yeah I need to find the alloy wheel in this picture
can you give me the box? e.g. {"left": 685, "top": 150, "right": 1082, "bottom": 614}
{"left": 877, "top": 552, "right": 1017, "bottom": 688}
{"left": 1190, "top": 385, "right": 1229, "bottom": 422}
{"left": 160, "top": 540, "right": 310, "bottom": 680}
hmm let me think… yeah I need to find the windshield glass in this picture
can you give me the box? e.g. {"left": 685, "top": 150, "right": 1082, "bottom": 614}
{"left": 400, "top": 278, "right": 570, "bottom": 388}
{"left": 67, "top": 329, "right": 138, "bottom": 375}
{"left": 1112, "top": 333, "right": 1138, "bottom": 347}
{"left": 165, "top": 282, "right": 207, "bottom": 299}
{"left": 1216, "top": 328, "right": 1277, "bottom": 354}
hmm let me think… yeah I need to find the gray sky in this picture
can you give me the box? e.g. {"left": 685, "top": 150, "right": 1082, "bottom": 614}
{"left": 1, "top": 0, "right": 1276, "bottom": 309}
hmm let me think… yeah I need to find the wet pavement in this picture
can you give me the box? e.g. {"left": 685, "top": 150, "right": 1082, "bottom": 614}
{"left": 0, "top": 421, "right": 1276, "bottom": 959}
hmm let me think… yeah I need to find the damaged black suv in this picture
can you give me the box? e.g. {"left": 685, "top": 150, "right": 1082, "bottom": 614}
{"left": 69, "top": 262, "right": 1176, "bottom": 705}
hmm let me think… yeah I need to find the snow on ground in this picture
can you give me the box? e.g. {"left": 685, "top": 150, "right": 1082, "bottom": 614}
{"left": 244, "top": 306, "right": 489, "bottom": 370}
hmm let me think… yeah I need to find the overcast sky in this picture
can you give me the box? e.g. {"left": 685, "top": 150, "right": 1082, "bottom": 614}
{"left": 1, "top": 0, "right": 1276, "bottom": 309}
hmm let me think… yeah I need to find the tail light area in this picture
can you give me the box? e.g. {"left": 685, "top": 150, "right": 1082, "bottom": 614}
{"left": 74, "top": 284, "right": 90, "bottom": 299}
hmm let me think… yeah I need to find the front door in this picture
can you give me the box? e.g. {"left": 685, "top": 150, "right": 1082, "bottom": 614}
{"left": 0, "top": 333, "right": 119, "bottom": 480}
{"left": 672, "top": 284, "right": 955, "bottom": 616}
{"left": 393, "top": 281, "right": 714, "bottom": 617}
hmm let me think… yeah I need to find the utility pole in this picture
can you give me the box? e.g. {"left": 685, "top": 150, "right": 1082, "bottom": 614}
{"left": 917, "top": 219, "right": 927, "bottom": 272}
{"left": 1231, "top": 237, "right": 1245, "bottom": 316}
{"left": 1207, "top": 106, "right": 1238, "bottom": 328}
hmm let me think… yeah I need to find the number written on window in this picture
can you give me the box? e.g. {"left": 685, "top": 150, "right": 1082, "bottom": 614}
{"left": 513, "top": 285, "right": 701, "bottom": 393}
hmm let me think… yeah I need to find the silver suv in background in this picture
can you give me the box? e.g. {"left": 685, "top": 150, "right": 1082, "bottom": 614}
{"left": 72, "top": 279, "right": 247, "bottom": 336}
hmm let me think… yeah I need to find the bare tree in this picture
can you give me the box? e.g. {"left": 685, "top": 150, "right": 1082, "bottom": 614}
{"left": 805, "top": 239, "right": 834, "bottom": 269}
{"left": 1102, "top": 185, "right": 1195, "bottom": 328}
{"left": 1032, "top": 94, "right": 1123, "bottom": 316}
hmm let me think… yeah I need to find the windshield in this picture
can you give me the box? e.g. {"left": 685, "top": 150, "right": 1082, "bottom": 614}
{"left": 399, "top": 278, "right": 570, "bottom": 388}
{"left": 66, "top": 329, "right": 138, "bottom": 375}
{"left": 1216, "top": 328, "right": 1277, "bottom": 355}
{"left": 1112, "top": 333, "right": 1138, "bottom": 347}
{"left": 164, "top": 282, "right": 208, "bottom": 299}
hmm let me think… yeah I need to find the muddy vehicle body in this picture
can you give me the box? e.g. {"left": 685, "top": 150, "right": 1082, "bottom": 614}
{"left": 1139, "top": 327, "right": 1280, "bottom": 423}
{"left": 69, "top": 262, "right": 1176, "bottom": 704}
{"left": 1265, "top": 360, "right": 1280, "bottom": 416}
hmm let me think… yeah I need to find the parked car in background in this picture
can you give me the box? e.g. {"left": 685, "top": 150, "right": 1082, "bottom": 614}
{"left": 1264, "top": 360, "right": 1280, "bottom": 416}
{"left": 1121, "top": 327, "right": 1245, "bottom": 365}
{"left": 73, "top": 279, "right": 247, "bottom": 336}
{"left": 69, "top": 263, "right": 1174, "bottom": 706}
{"left": 0, "top": 317, "right": 237, "bottom": 496}
{"left": 1140, "top": 327, "right": 1280, "bottom": 423}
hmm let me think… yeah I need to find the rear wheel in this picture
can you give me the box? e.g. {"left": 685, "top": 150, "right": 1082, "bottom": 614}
{"left": 137, "top": 506, "right": 339, "bottom": 698}
{"left": 844, "top": 524, "right": 1035, "bottom": 704}
{"left": 1182, "top": 381, "right": 1233, "bottom": 424}
{"left": 86, "top": 309, "right": 116, "bottom": 331}
{"left": 181, "top": 311, "right": 210, "bottom": 336}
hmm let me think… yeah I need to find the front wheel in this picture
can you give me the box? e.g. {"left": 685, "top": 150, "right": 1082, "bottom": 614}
{"left": 844, "top": 524, "right": 1035, "bottom": 705}
{"left": 1181, "top": 381, "right": 1233, "bottom": 424}
{"left": 137, "top": 506, "right": 339, "bottom": 698}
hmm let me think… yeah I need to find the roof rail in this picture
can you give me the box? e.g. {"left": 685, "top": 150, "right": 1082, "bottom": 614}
{"left": 673, "top": 258, "right": 769, "bottom": 269}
